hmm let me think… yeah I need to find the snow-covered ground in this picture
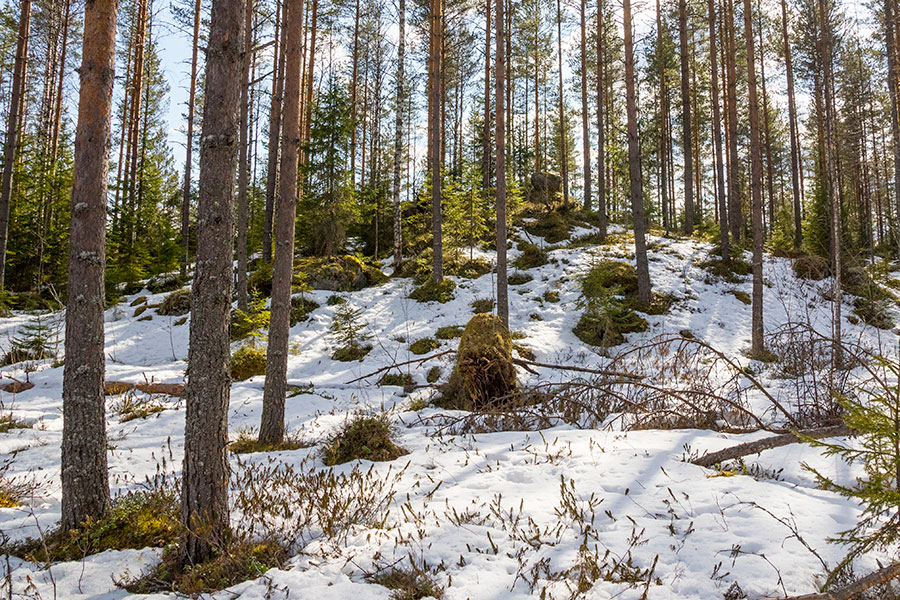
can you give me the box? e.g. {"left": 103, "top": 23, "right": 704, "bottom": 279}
{"left": 1, "top": 228, "right": 898, "bottom": 599}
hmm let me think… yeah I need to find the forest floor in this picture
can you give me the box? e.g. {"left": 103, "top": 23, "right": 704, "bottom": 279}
{"left": 1, "top": 225, "right": 899, "bottom": 599}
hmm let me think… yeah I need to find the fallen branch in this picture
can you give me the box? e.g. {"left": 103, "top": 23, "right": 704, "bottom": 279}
{"left": 762, "top": 562, "right": 900, "bottom": 599}
{"left": 511, "top": 358, "right": 644, "bottom": 380}
{"left": 344, "top": 350, "right": 456, "bottom": 385}
{"left": 104, "top": 381, "right": 185, "bottom": 397}
{"left": 691, "top": 424, "right": 851, "bottom": 468}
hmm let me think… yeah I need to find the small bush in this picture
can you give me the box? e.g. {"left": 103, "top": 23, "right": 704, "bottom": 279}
{"left": 378, "top": 372, "right": 415, "bottom": 387}
{"left": 327, "top": 294, "right": 347, "bottom": 305}
{"left": 230, "top": 298, "right": 270, "bottom": 341}
{"left": 543, "top": 290, "right": 560, "bottom": 303}
{"left": 853, "top": 298, "right": 895, "bottom": 329}
{"left": 157, "top": 289, "right": 191, "bottom": 316}
{"left": 112, "top": 391, "right": 168, "bottom": 422}
{"left": 410, "top": 337, "right": 440, "bottom": 355}
{"left": 146, "top": 273, "right": 185, "bottom": 294}
{"left": 229, "top": 430, "right": 305, "bottom": 454}
{"left": 0, "top": 410, "right": 30, "bottom": 433}
{"left": 793, "top": 255, "right": 829, "bottom": 280}
{"left": 290, "top": 296, "right": 320, "bottom": 326}
{"left": 471, "top": 298, "right": 494, "bottom": 313}
{"left": 247, "top": 262, "right": 273, "bottom": 296}
{"left": 508, "top": 272, "right": 533, "bottom": 286}
{"left": 573, "top": 301, "right": 648, "bottom": 348}
{"left": 332, "top": 344, "right": 373, "bottom": 361}
{"left": 231, "top": 345, "right": 267, "bottom": 381}
{"left": 435, "top": 325, "right": 464, "bottom": 339}
{"left": 523, "top": 211, "right": 572, "bottom": 243}
{"left": 16, "top": 490, "right": 180, "bottom": 563}
{"left": 698, "top": 257, "right": 753, "bottom": 282}
{"left": 426, "top": 366, "right": 442, "bottom": 383}
{"left": 513, "top": 242, "right": 549, "bottom": 269}
{"left": 583, "top": 260, "right": 638, "bottom": 298}
{"left": 369, "top": 564, "right": 444, "bottom": 600}
{"left": 330, "top": 302, "right": 373, "bottom": 361}
{"left": 410, "top": 278, "right": 456, "bottom": 303}
{"left": 727, "top": 290, "right": 751, "bottom": 305}
{"left": 322, "top": 415, "right": 408, "bottom": 466}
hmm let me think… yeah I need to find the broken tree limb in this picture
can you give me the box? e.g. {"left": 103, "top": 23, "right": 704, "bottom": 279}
{"left": 344, "top": 350, "right": 456, "bottom": 385}
{"left": 761, "top": 562, "right": 900, "bottom": 600}
{"left": 510, "top": 358, "right": 644, "bottom": 380}
{"left": 691, "top": 424, "right": 851, "bottom": 468}
{"left": 104, "top": 381, "right": 185, "bottom": 397}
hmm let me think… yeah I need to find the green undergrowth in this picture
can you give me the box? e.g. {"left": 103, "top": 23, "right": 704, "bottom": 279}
{"left": 322, "top": 415, "right": 408, "bottom": 466}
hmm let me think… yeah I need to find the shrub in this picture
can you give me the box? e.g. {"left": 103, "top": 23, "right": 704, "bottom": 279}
{"left": 290, "top": 296, "right": 320, "bottom": 326}
{"left": 513, "top": 242, "right": 549, "bottom": 270}
{"left": 523, "top": 211, "right": 571, "bottom": 243}
{"left": 230, "top": 297, "right": 270, "bottom": 341}
{"left": 471, "top": 298, "right": 494, "bottom": 313}
{"left": 0, "top": 410, "right": 30, "bottom": 433}
{"left": 507, "top": 272, "right": 533, "bottom": 286}
{"left": 231, "top": 345, "right": 267, "bottom": 381}
{"left": 329, "top": 302, "right": 373, "bottom": 361}
{"left": 582, "top": 260, "right": 638, "bottom": 299}
{"left": 112, "top": 390, "right": 168, "bottom": 422}
{"left": 146, "top": 273, "right": 185, "bottom": 294}
{"left": 573, "top": 297, "right": 648, "bottom": 348}
{"left": 853, "top": 298, "right": 895, "bottom": 329}
{"left": 247, "top": 262, "right": 273, "bottom": 296}
{"left": 410, "top": 278, "right": 456, "bottom": 303}
{"left": 410, "top": 337, "right": 440, "bottom": 355}
{"left": 793, "top": 255, "right": 829, "bottom": 280}
{"left": 157, "top": 289, "right": 191, "bottom": 316}
{"left": 435, "top": 325, "right": 464, "bottom": 339}
{"left": 327, "top": 294, "right": 347, "bottom": 305}
{"left": 543, "top": 290, "right": 560, "bottom": 303}
{"left": 322, "top": 415, "right": 408, "bottom": 466}
{"left": 369, "top": 563, "right": 444, "bottom": 600}
{"left": 698, "top": 257, "right": 752, "bottom": 282}
{"left": 426, "top": 366, "right": 442, "bottom": 383}
{"left": 229, "top": 430, "right": 305, "bottom": 454}
{"left": 1, "top": 316, "right": 57, "bottom": 366}
{"left": 378, "top": 372, "right": 415, "bottom": 387}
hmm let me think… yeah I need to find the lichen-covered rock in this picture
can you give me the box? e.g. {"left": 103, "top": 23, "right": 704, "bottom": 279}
{"left": 444, "top": 314, "right": 517, "bottom": 410}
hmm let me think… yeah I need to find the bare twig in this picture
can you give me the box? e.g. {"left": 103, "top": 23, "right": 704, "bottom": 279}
{"left": 344, "top": 350, "right": 456, "bottom": 384}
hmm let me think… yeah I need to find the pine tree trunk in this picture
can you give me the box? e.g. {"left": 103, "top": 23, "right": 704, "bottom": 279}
{"left": 179, "top": 0, "right": 245, "bottom": 566}
{"left": 235, "top": 0, "right": 254, "bottom": 311}
{"left": 0, "top": 0, "right": 32, "bottom": 289}
{"left": 725, "top": 0, "right": 741, "bottom": 242}
{"left": 555, "top": 0, "right": 568, "bottom": 207}
{"left": 430, "top": 0, "right": 443, "bottom": 283}
{"left": 624, "top": 0, "right": 651, "bottom": 303}
{"left": 655, "top": 0, "right": 669, "bottom": 233}
{"left": 743, "top": 0, "right": 765, "bottom": 358}
{"left": 259, "top": 0, "right": 303, "bottom": 447}
{"left": 483, "top": 0, "right": 491, "bottom": 192}
{"left": 596, "top": 0, "right": 606, "bottom": 237}
{"left": 886, "top": 0, "right": 900, "bottom": 259}
{"left": 263, "top": 0, "right": 283, "bottom": 263}
{"left": 125, "top": 0, "right": 148, "bottom": 262}
{"left": 709, "top": 0, "right": 730, "bottom": 260}
{"left": 757, "top": 0, "right": 775, "bottom": 235}
{"left": 678, "top": 0, "right": 694, "bottom": 233}
{"left": 392, "top": 0, "right": 406, "bottom": 270}
{"left": 60, "top": 0, "right": 115, "bottom": 534}
{"left": 579, "top": 0, "right": 591, "bottom": 212}
{"left": 496, "top": 0, "right": 508, "bottom": 326}
{"left": 182, "top": 0, "right": 202, "bottom": 276}
{"left": 781, "top": 0, "right": 802, "bottom": 249}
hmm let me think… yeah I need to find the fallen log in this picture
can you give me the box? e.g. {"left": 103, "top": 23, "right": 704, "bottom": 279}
{"left": 104, "top": 381, "right": 185, "bottom": 397}
{"left": 1, "top": 380, "right": 33, "bottom": 393}
{"left": 691, "top": 424, "right": 851, "bottom": 468}
{"left": 762, "top": 562, "right": 900, "bottom": 599}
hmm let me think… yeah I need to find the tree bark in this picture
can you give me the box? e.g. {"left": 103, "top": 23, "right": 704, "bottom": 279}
{"left": 678, "top": 0, "right": 694, "bottom": 233}
{"left": 781, "top": 0, "right": 802, "bottom": 249}
{"left": 692, "top": 424, "right": 850, "bottom": 468}
{"left": 624, "top": 0, "right": 651, "bottom": 304}
{"left": 496, "top": 0, "right": 507, "bottom": 327}
{"left": 392, "top": 0, "right": 406, "bottom": 270}
{"left": 181, "top": 0, "right": 203, "bottom": 276}
{"left": 263, "top": 0, "right": 284, "bottom": 263}
{"left": 709, "top": 0, "right": 729, "bottom": 261}
{"left": 483, "top": 0, "right": 491, "bottom": 193}
{"left": 555, "top": 0, "right": 568, "bottom": 207}
{"left": 885, "top": 0, "right": 900, "bottom": 259}
{"left": 60, "top": 0, "right": 116, "bottom": 533}
{"left": 596, "top": 0, "right": 606, "bottom": 237}
{"left": 0, "top": 0, "right": 32, "bottom": 289}
{"left": 180, "top": 0, "right": 245, "bottom": 566}
{"left": 743, "top": 0, "right": 765, "bottom": 358}
{"left": 656, "top": 0, "right": 669, "bottom": 232}
{"left": 430, "top": 0, "right": 443, "bottom": 283}
{"left": 725, "top": 0, "right": 741, "bottom": 242}
{"left": 579, "top": 0, "right": 591, "bottom": 212}
{"left": 235, "top": 0, "right": 254, "bottom": 311}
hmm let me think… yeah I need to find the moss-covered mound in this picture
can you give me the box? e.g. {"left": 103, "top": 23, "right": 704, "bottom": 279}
{"left": 290, "top": 296, "right": 320, "bottom": 326}
{"left": 443, "top": 314, "right": 517, "bottom": 410}
{"left": 294, "top": 255, "right": 388, "bottom": 292}
{"left": 513, "top": 242, "right": 549, "bottom": 270}
{"left": 573, "top": 304, "right": 648, "bottom": 347}
{"left": 157, "top": 289, "right": 191, "bottom": 316}
{"left": 322, "top": 415, "right": 408, "bottom": 465}
{"left": 793, "top": 255, "right": 829, "bottom": 281}
{"left": 146, "top": 273, "right": 185, "bottom": 294}
{"left": 410, "top": 337, "right": 441, "bottom": 355}
{"left": 230, "top": 345, "right": 267, "bottom": 381}
{"left": 410, "top": 278, "right": 456, "bottom": 303}
{"left": 399, "top": 249, "right": 493, "bottom": 284}
{"left": 523, "top": 211, "right": 572, "bottom": 244}
{"left": 575, "top": 260, "right": 653, "bottom": 347}
{"left": 583, "top": 260, "right": 639, "bottom": 298}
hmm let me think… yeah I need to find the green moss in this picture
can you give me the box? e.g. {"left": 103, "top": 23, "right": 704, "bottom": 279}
{"left": 408, "top": 250, "right": 492, "bottom": 284}
{"left": 146, "top": 273, "right": 185, "bottom": 294}
{"left": 290, "top": 296, "right": 320, "bottom": 326}
{"left": 698, "top": 257, "right": 753, "bottom": 282}
{"left": 322, "top": 415, "right": 408, "bottom": 466}
{"left": 513, "top": 343, "right": 536, "bottom": 361}
{"left": 369, "top": 566, "right": 444, "bottom": 600}
{"left": 523, "top": 211, "right": 572, "bottom": 243}
{"left": 793, "top": 255, "right": 829, "bottom": 280}
{"left": 410, "top": 337, "right": 441, "bottom": 355}
{"left": 426, "top": 366, "right": 442, "bottom": 383}
{"left": 410, "top": 278, "right": 456, "bottom": 303}
{"left": 15, "top": 491, "right": 180, "bottom": 563}
{"left": 471, "top": 298, "right": 494, "bottom": 313}
{"left": 507, "top": 272, "right": 533, "bottom": 286}
{"left": 435, "top": 325, "right": 464, "bottom": 340}
{"left": 727, "top": 290, "right": 751, "bottom": 305}
{"left": 174, "top": 316, "right": 187, "bottom": 326}
{"left": 133, "top": 305, "right": 148, "bottom": 317}
{"left": 513, "top": 242, "right": 549, "bottom": 269}
{"left": 332, "top": 344, "right": 372, "bottom": 361}
{"left": 573, "top": 302, "right": 648, "bottom": 347}
{"left": 542, "top": 290, "right": 560, "bottom": 303}
{"left": 443, "top": 314, "right": 517, "bottom": 410}
{"left": 583, "top": 260, "right": 638, "bottom": 298}
{"left": 157, "top": 289, "right": 191, "bottom": 316}
{"left": 248, "top": 262, "right": 274, "bottom": 297}
{"left": 327, "top": 294, "right": 347, "bottom": 305}
{"left": 129, "top": 295, "right": 148, "bottom": 307}
{"left": 137, "top": 315, "right": 153, "bottom": 322}
{"left": 229, "top": 431, "right": 305, "bottom": 454}
{"left": 378, "top": 372, "right": 415, "bottom": 387}
{"left": 230, "top": 345, "right": 267, "bottom": 381}
{"left": 295, "top": 255, "right": 388, "bottom": 292}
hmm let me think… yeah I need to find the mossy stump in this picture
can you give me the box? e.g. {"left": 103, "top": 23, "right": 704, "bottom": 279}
{"left": 444, "top": 314, "right": 517, "bottom": 410}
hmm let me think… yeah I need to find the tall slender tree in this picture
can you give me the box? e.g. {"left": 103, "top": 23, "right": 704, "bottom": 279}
{"left": 263, "top": 0, "right": 284, "bottom": 263}
{"left": 595, "top": 0, "right": 607, "bottom": 236}
{"left": 496, "top": 0, "right": 508, "bottom": 326}
{"left": 180, "top": 0, "right": 245, "bottom": 566}
{"left": 60, "top": 0, "right": 116, "bottom": 534}
{"left": 430, "top": 0, "right": 443, "bottom": 282}
{"left": 235, "top": 0, "right": 254, "bottom": 311}
{"left": 678, "top": 0, "right": 694, "bottom": 233}
{"left": 624, "top": 0, "right": 651, "bottom": 303}
{"left": 0, "top": 0, "right": 32, "bottom": 289}
{"left": 181, "top": 0, "right": 202, "bottom": 276}
{"left": 555, "top": 0, "right": 569, "bottom": 207}
{"left": 579, "top": 0, "right": 591, "bottom": 212}
{"left": 392, "top": 0, "right": 406, "bottom": 269}
{"left": 709, "top": 0, "right": 729, "bottom": 260}
{"left": 781, "top": 0, "right": 803, "bottom": 248}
